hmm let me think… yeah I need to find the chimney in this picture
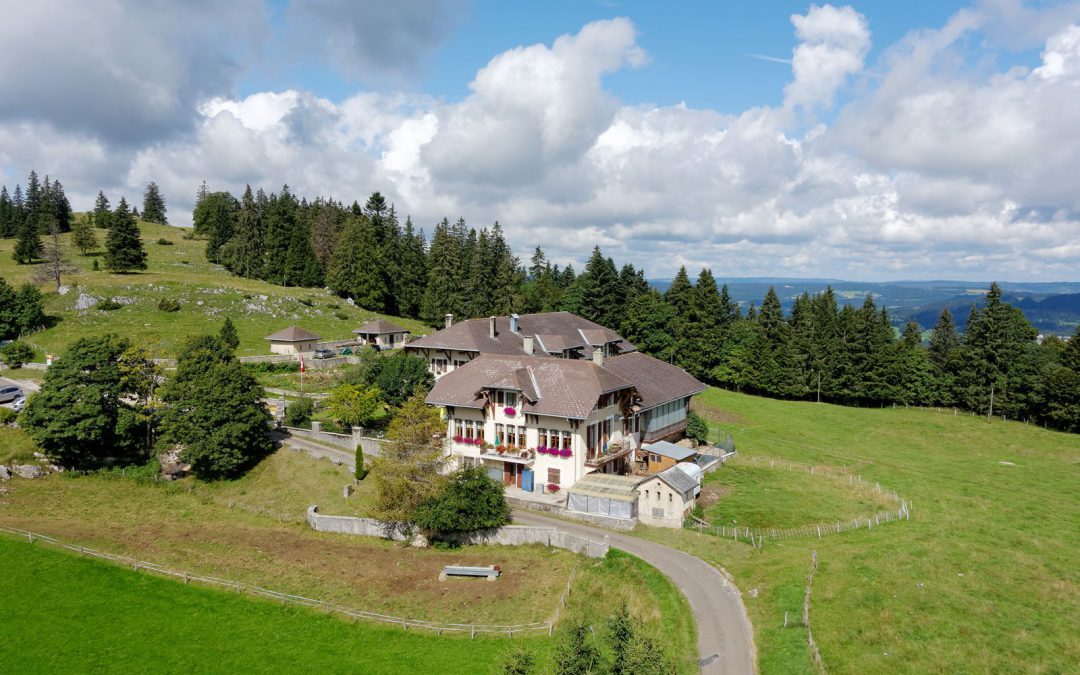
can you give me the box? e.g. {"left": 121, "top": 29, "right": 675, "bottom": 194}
{"left": 489, "top": 316, "right": 497, "bottom": 339}
{"left": 444, "top": 313, "right": 453, "bottom": 328}
{"left": 523, "top": 335, "right": 534, "bottom": 355}
{"left": 592, "top": 346, "right": 604, "bottom": 367}
{"left": 509, "top": 313, "right": 520, "bottom": 333}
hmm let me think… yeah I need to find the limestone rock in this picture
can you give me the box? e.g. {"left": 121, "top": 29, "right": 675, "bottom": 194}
{"left": 12, "top": 464, "right": 44, "bottom": 479}
{"left": 0, "top": 465, "right": 10, "bottom": 480}
{"left": 75, "top": 293, "right": 98, "bottom": 310}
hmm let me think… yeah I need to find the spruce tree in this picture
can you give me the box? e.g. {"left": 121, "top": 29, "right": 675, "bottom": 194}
{"left": 12, "top": 212, "right": 42, "bottom": 263}
{"left": 677, "top": 268, "right": 724, "bottom": 379}
{"left": 231, "top": 185, "right": 265, "bottom": 279}
{"left": 219, "top": 317, "right": 240, "bottom": 351}
{"left": 193, "top": 191, "right": 238, "bottom": 263}
{"left": 104, "top": 197, "right": 148, "bottom": 272}
{"left": 664, "top": 266, "right": 693, "bottom": 318}
{"left": 141, "top": 181, "right": 168, "bottom": 224}
{"left": 283, "top": 218, "right": 323, "bottom": 287}
{"left": 92, "top": 191, "right": 112, "bottom": 229}
{"left": 395, "top": 218, "right": 428, "bottom": 319}
{"left": 0, "top": 186, "right": 13, "bottom": 237}
{"left": 71, "top": 215, "right": 98, "bottom": 255}
{"left": 24, "top": 170, "right": 41, "bottom": 225}
{"left": 327, "top": 216, "right": 386, "bottom": 310}
{"left": 462, "top": 228, "right": 494, "bottom": 317}
{"left": 262, "top": 186, "right": 296, "bottom": 284}
{"left": 421, "top": 219, "right": 463, "bottom": 325}
{"left": 576, "top": 246, "right": 622, "bottom": 328}
{"left": 622, "top": 289, "right": 677, "bottom": 363}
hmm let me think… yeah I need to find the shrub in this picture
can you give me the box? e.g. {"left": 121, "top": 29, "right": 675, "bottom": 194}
{"left": 157, "top": 297, "right": 181, "bottom": 312}
{"left": 99, "top": 298, "right": 123, "bottom": 311}
{"left": 334, "top": 311, "right": 349, "bottom": 320}
{"left": 156, "top": 238, "right": 174, "bottom": 245}
{"left": 92, "top": 258, "right": 100, "bottom": 271}
{"left": 298, "top": 298, "right": 313, "bottom": 307}
{"left": 412, "top": 466, "right": 510, "bottom": 535}
{"left": 326, "top": 302, "right": 340, "bottom": 309}
{"left": 284, "top": 397, "right": 314, "bottom": 428}
{"left": 242, "top": 361, "right": 299, "bottom": 375}
{"left": 1, "top": 341, "right": 35, "bottom": 369}
{"left": 686, "top": 410, "right": 708, "bottom": 444}
{"left": 0, "top": 408, "right": 17, "bottom": 425}
{"left": 354, "top": 445, "right": 367, "bottom": 480}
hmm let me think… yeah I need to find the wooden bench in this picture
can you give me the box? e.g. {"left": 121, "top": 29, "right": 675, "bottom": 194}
{"left": 439, "top": 565, "right": 501, "bottom": 582}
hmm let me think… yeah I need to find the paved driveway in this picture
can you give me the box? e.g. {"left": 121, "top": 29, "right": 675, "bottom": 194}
{"left": 512, "top": 510, "right": 756, "bottom": 674}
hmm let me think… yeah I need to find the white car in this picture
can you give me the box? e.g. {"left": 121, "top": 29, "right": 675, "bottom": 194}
{"left": 11, "top": 397, "right": 26, "bottom": 413}
{"left": 0, "top": 386, "right": 21, "bottom": 403}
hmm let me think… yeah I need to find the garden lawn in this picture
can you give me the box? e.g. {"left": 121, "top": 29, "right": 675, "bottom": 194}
{"left": 638, "top": 388, "right": 1080, "bottom": 674}
{"left": 0, "top": 219, "right": 429, "bottom": 357}
{"left": 0, "top": 535, "right": 533, "bottom": 674}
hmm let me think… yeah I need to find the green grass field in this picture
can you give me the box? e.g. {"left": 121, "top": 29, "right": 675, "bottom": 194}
{"left": 640, "top": 388, "right": 1080, "bottom": 674}
{"left": 0, "top": 219, "right": 429, "bottom": 357}
{"left": 0, "top": 534, "right": 537, "bottom": 674}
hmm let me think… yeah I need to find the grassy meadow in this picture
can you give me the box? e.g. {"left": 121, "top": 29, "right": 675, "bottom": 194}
{"left": 640, "top": 388, "right": 1079, "bottom": 674}
{"left": 0, "top": 218, "right": 429, "bottom": 357}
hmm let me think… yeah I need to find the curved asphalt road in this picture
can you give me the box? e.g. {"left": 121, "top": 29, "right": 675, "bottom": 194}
{"left": 513, "top": 510, "right": 756, "bottom": 674}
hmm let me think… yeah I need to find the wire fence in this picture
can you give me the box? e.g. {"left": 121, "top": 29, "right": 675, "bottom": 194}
{"left": 0, "top": 526, "right": 554, "bottom": 638}
{"left": 688, "top": 454, "right": 912, "bottom": 547}
{"left": 804, "top": 550, "right": 825, "bottom": 673}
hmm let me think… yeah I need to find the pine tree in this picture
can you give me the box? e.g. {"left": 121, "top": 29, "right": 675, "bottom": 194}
{"left": 104, "top": 197, "right": 147, "bottom": 272}
{"left": 71, "top": 215, "right": 98, "bottom": 255}
{"left": 194, "top": 191, "right": 238, "bottom": 263}
{"left": 462, "top": 228, "right": 494, "bottom": 317}
{"left": 576, "top": 246, "right": 622, "bottom": 328}
{"left": 664, "top": 266, "right": 693, "bottom": 318}
{"left": 677, "top": 268, "right": 724, "bottom": 378}
{"left": 622, "top": 289, "right": 677, "bottom": 363}
{"left": 12, "top": 210, "right": 42, "bottom": 264}
{"left": 327, "top": 216, "right": 386, "bottom": 310}
{"left": 24, "top": 170, "right": 41, "bottom": 226}
{"left": 92, "top": 191, "right": 112, "bottom": 229}
{"left": 195, "top": 180, "right": 210, "bottom": 207}
{"left": 262, "top": 186, "right": 296, "bottom": 284}
{"left": 219, "top": 317, "right": 240, "bottom": 351}
{"left": 231, "top": 185, "right": 265, "bottom": 279}
{"left": 489, "top": 222, "right": 521, "bottom": 315}
{"left": 928, "top": 306, "right": 959, "bottom": 404}
{"left": 141, "top": 181, "right": 168, "bottom": 224}
{"left": 33, "top": 214, "right": 76, "bottom": 291}
{"left": 0, "top": 186, "right": 13, "bottom": 237}
{"left": 395, "top": 218, "right": 428, "bottom": 319}
{"left": 421, "top": 219, "right": 463, "bottom": 325}
{"left": 283, "top": 217, "right": 323, "bottom": 287}
{"left": 44, "top": 178, "right": 72, "bottom": 232}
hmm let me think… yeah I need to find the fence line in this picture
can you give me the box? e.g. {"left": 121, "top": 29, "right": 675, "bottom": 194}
{"left": 0, "top": 526, "right": 552, "bottom": 638}
{"left": 804, "top": 550, "right": 825, "bottom": 673}
{"left": 689, "top": 454, "right": 911, "bottom": 547}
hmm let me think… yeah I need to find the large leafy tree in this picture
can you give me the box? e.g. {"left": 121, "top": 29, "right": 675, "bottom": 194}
{"left": 370, "top": 351, "right": 434, "bottom": 407}
{"left": 104, "top": 198, "right": 147, "bottom": 272}
{"left": 141, "top": 181, "right": 168, "bottom": 224}
{"left": 371, "top": 391, "right": 447, "bottom": 522}
{"left": 0, "top": 278, "right": 45, "bottom": 339}
{"left": 412, "top": 466, "right": 510, "bottom": 535}
{"left": 22, "top": 335, "right": 150, "bottom": 468}
{"left": 326, "top": 382, "right": 383, "bottom": 428}
{"left": 159, "top": 335, "right": 271, "bottom": 479}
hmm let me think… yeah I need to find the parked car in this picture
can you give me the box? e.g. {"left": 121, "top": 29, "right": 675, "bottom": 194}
{"left": 313, "top": 348, "right": 336, "bottom": 359}
{"left": 0, "top": 386, "right": 21, "bottom": 403}
{"left": 11, "top": 397, "right": 26, "bottom": 413}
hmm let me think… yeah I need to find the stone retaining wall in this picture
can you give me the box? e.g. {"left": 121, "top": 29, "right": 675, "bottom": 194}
{"left": 506, "top": 496, "right": 638, "bottom": 531}
{"left": 284, "top": 427, "right": 386, "bottom": 456}
{"left": 306, "top": 506, "right": 609, "bottom": 558}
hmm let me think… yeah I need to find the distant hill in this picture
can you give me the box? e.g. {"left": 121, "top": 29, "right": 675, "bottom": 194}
{"left": 649, "top": 277, "right": 1080, "bottom": 335}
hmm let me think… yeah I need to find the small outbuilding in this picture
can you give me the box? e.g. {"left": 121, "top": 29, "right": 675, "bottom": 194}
{"left": 640, "top": 440, "right": 697, "bottom": 474}
{"left": 265, "top": 326, "right": 321, "bottom": 355}
{"left": 636, "top": 465, "right": 699, "bottom": 528}
{"left": 352, "top": 319, "right": 410, "bottom": 350}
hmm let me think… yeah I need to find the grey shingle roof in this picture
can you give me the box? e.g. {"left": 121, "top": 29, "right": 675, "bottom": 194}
{"left": 353, "top": 319, "right": 409, "bottom": 335}
{"left": 656, "top": 465, "right": 699, "bottom": 495}
{"left": 602, "top": 352, "right": 706, "bottom": 411}
{"left": 264, "top": 326, "right": 321, "bottom": 342}
{"left": 406, "top": 311, "right": 635, "bottom": 357}
{"left": 425, "top": 353, "right": 634, "bottom": 420}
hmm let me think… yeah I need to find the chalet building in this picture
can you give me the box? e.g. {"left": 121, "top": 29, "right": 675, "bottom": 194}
{"left": 352, "top": 319, "right": 409, "bottom": 350}
{"left": 424, "top": 333, "right": 705, "bottom": 493}
{"left": 405, "top": 311, "right": 635, "bottom": 379}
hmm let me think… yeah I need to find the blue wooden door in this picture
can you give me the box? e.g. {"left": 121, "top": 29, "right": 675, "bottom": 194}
{"left": 521, "top": 468, "right": 534, "bottom": 492}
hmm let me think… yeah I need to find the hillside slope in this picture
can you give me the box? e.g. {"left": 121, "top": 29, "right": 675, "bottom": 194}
{"left": 0, "top": 220, "right": 429, "bottom": 357}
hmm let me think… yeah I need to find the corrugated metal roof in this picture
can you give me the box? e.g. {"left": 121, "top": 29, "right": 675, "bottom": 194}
{"left": 643, "top": 440, "right": 696, "bottom": 461}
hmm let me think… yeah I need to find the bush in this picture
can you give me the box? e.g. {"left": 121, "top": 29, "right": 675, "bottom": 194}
{"left": 284, "top": 397, "right": 314, "bottom": 428}
{"left": 92, "top": 258, "right": 100, "bottom": 271}
{"left": 156, "top": 238, "right": 174, "bottom": 246}
{"left": 242, "top": 361, "right": 299, "bottom": 375}
{"left": 298, "top": 298, "right": 313, "bottom": 307}
{"left": 0, "top": 408, "right": 17, "bottom": 425}
{"left": 685, "top": 410, "right": 708, "bottom": 444}
{"left": 334, "top": 311, "right": 349, "bottom": 320}
{"left": 1, "top": 341, "right": 35, "bottom": 369}
{"left": 326, "top": 302, "right": 340, "bottom": 309}
{"left": 99, "top": 298, "right": 123, "bottom": 311}
{"left": 412, "top": 466, "right": 510, "bottom": 535}
{"left": 354, "top": 445, "right": 367, "bottom": 480}
{"left": 157, "top": 297, "right": 181, "bottom": 312}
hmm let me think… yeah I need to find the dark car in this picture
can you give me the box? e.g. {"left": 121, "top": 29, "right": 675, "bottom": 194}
{"left": 0, "top": 386, "right": 21, "bottom": 403}
{"left": 313, "top": 348, "right": 336, "bottom": 359}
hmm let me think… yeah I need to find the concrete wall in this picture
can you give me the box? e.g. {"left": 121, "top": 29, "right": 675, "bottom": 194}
{"left": 307, "top": 506, "right": 609, "bottom": 558}
{"left": 506, "top": 495, "right": 637, "bottom": 531}
{"left": 283, "top": 427, "right": 386, "bottom": 456}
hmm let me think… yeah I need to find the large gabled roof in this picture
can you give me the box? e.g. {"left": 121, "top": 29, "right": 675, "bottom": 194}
{"left": 602, "top": 352, "right": 706, "bottom": 411}
{"left": 425, "top": 353, "right": 634, "bottom": 420}
{"left": 264, "top": 326, "right": 321, "bottom": 342}
{"left": 353, "top": 319, "right": 409, "bottom": 335}
{"left": 405, "top": 311, "right": 635, "bottom": 357}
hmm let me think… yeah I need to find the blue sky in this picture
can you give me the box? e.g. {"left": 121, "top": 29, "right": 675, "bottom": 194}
{"left": 3, "top": 1, "right": 1080, "bottom": 281}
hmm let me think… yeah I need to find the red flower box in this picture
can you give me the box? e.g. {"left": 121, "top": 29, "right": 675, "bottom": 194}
{"left": 503, "top": 407, "right": 516, "bottom": 416}
{"left": 559, "top": 449, "right": 572, "bottom": 458}
{"left": 547, "top": 483, "right": 560, "bottom": 493}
